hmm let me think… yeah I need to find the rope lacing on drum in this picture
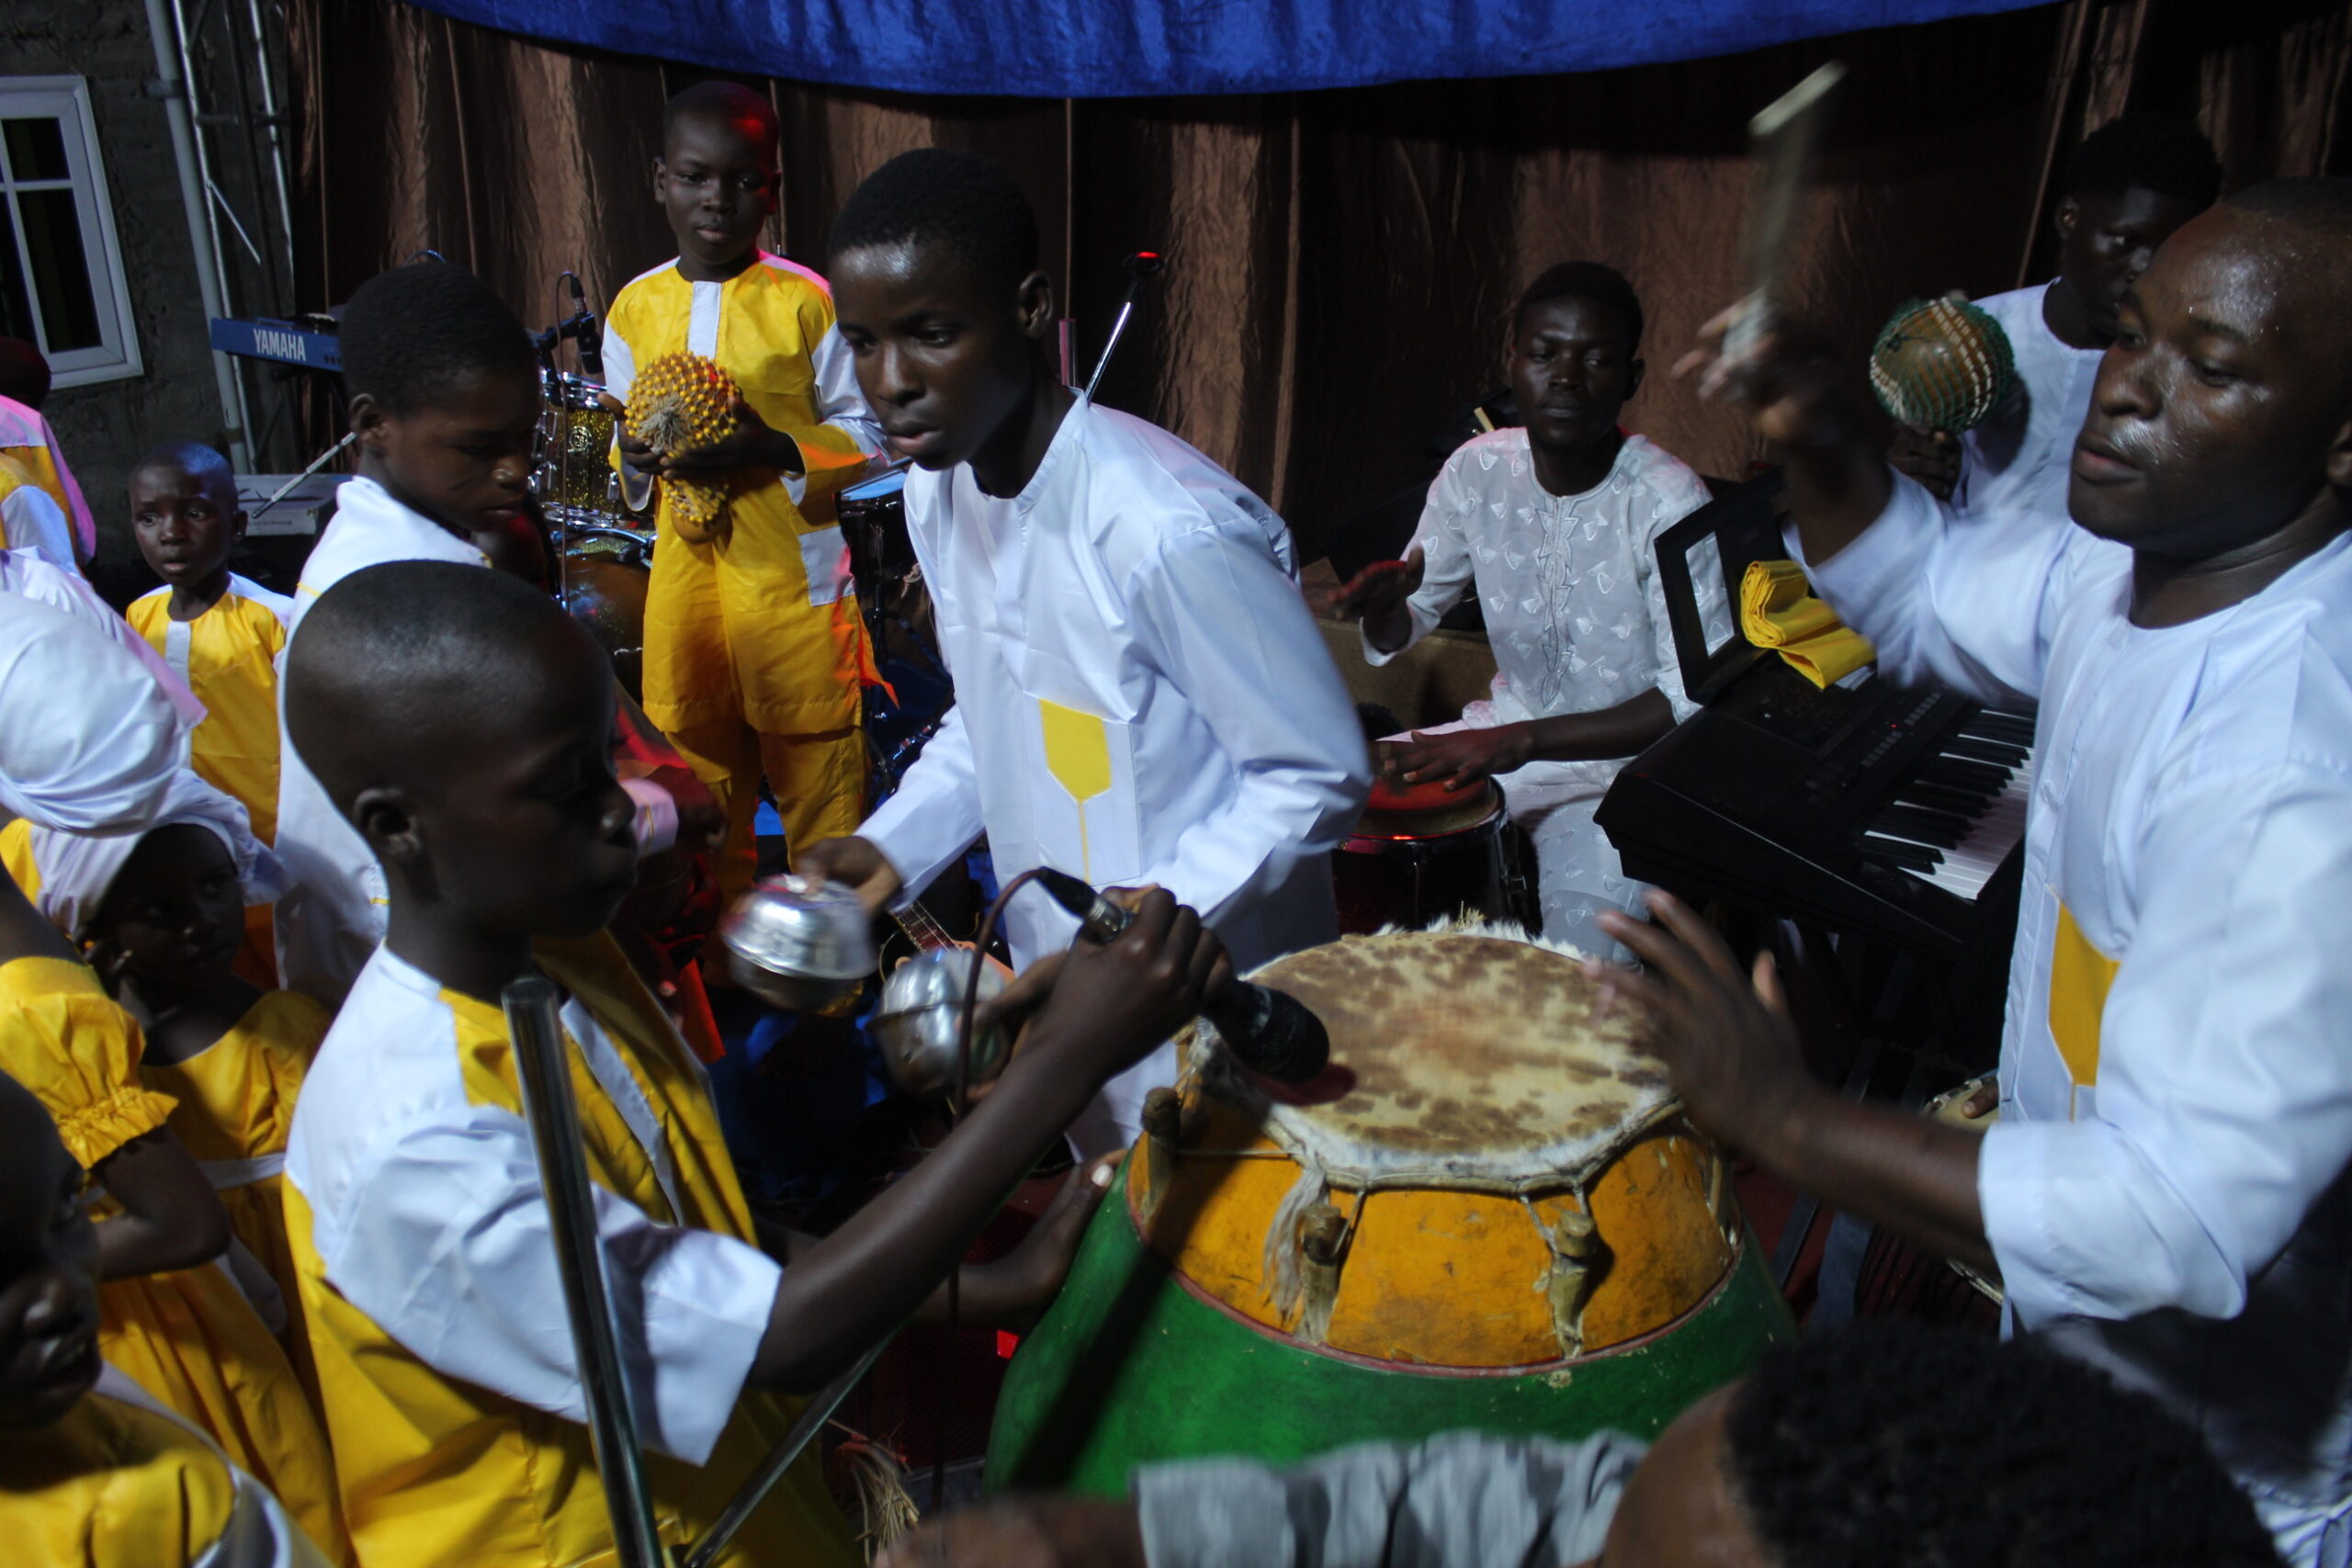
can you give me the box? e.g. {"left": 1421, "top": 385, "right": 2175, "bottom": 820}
{"left": 1521, "top": 1188, "right": 1608, "bottom": 1359}
{"left": 1264, "top": 1158, "right": 1353, "bottom": 1347}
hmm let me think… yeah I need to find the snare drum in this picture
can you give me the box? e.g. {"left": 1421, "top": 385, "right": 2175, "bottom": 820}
{"left": 839, "top": 468, "right": 913, "bottom": 582}
{"left": 989, "top": 929, "right": 1792, "bottom": 1494}
{"left": 1335, "top": 774, "right": 1533, "bottom": 932}
{"left": 536, "top": 371, "right": 623, "bottom": 528}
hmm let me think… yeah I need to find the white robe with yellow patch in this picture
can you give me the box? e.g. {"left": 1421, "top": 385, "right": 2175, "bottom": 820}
{"left": 282, "top": 934, "right": 854, "bottom": 1568}
{"left": 1810, "top": 475, "right": 2352, "bottom": 1567}
{"left": 858, "top": 396, "right": 1370, "bottom": 1150}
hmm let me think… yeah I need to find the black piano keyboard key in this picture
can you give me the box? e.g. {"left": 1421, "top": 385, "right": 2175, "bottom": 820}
{"left": 1942, "top": 735, "right": 2030, "bottom": 767}
{"left": 1920, "top": 757, "right": 2009, "bottom": 792}
{"left": 1861, "top": 833, "right": 1943, "bottom": 871}
{"left": 1894, "top": 781, "right": 1993, "bottom": 816}
{"left": 1872, "top": 806, "right": 1968, "bottom": 847}
{"left": 1965, "top": 713, "right": 2037, "bottom": 747}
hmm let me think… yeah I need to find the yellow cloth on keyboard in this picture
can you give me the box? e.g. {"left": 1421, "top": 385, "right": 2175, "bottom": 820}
{"left": 1740, "top": 558, "right": 1876, "bottom": 688}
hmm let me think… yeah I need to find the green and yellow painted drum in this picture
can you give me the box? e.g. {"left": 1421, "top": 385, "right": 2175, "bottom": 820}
{"left": 989, "top": 927, "right": 1793, "bottom": 1495}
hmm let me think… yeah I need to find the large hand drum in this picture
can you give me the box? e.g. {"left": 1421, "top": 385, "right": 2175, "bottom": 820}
{"left": 989, "top": 929, "right": 1792, "bottom": 1494}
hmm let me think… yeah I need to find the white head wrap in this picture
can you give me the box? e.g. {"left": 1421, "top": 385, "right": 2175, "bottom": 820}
{"left": 0, "top": 547, "right": 205, "bottom": 728}
{"left": 0, "top": 594, "right": 187, "bottom": 832}
{"left": 24, "top": 768, "right": 289, "bottom": 940}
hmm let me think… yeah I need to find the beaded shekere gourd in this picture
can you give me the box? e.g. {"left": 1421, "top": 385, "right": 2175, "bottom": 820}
{"left": 627, "top": 351, "right": 741, "bottom": 542}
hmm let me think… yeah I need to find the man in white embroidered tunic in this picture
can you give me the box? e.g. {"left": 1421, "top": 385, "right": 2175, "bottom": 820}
{"left": 1329, "top": 263, "right": 1712, "bottom": 957}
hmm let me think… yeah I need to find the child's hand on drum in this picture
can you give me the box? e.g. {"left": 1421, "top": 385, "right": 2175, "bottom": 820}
{"left": 877, "top": 1496, "right": 1145, "bottom": 1568}
{"left": 1591, "top": 890, "right": 1815, "bottom": 1153}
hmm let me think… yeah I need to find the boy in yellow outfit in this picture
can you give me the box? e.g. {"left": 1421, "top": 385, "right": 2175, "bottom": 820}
{"left": 604, "top": 81, "right": 887, "bottom": 897}
{"left": 279, "top": 559, "right": 1220, "bottom": 1568}
{"left": 126, "top": 442, "right": 293, "bottom": 985}
{"left": 0, "top": 1070, "right": 332, "bottom": 1566}
{"left": 126, "top": 444, "right": 291, "bottom": 841}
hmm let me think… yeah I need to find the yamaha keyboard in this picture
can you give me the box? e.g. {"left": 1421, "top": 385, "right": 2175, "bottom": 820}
{"left": 1595, "top": 473, "right": 2033, "bottom": 961}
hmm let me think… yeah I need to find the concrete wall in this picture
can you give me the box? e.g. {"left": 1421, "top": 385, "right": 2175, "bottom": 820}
{"left": 6, "top": 0, "right": 243, "bottom": 601}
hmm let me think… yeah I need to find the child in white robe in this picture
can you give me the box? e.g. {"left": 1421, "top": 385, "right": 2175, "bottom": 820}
{"left": 1330, "top": 263, "right": 1711, "bottom": 957}
{"left": 278, "top": 560, "right": 1225, "bottom": 1568}
{"left": 1891, "top": 114, "right": 2216, "bottom": 521}
{"left": 270, "top": 263, "right": 689, "bottom": 1005}
{"left": 802, "top": 150, "right": 1369, "bottom": 1154}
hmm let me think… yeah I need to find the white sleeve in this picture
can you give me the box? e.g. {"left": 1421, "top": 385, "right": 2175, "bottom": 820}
{"left": 1802, "top": 473, "right": 2092, "bottom": 707}
{"left": 0, "top": 595, "right": 185, "bottom": 831}
{"left": 311, "top": 1106, "right": 782, "bottom": 1467}
{"left": 781, "top": 326, "right": 888, "bottom": 508}
{"left": 1136, "top": 1430, "right": 1645, "bottom": 1568}
{"left": 3, "top": 552, "right": 204, "bottom": 728}
{"left": 1981, "top": 758, "right": 2352, "bottom": 1325}
{"left": 1362, "top": 461, "right": 1474, "bottom": 668}
{"left": 856, "top": 702, "right": 987, "bottom": 904}
{"left": 1634, "top": 469, "right": 1715, "bottom": 723}
{"left": 38, "top": 413, "right": 94, "bottom": 561}
{"left": 1128, "top": 521, "right": 1372, "bottom": 926}
{"left": 620, "top": 775, "right": 679, "bottom": 857}
{"left": 601, "top": 321, "right": 637, "bottom": 404}
{"left": 269, "top": 746, "right": 386, "bottom": 1009}
{"left": 2, "top": 485, "right": 76, "bottom": 573}
{"left": 599, "top": 324, "right": 654, "bottom": 516}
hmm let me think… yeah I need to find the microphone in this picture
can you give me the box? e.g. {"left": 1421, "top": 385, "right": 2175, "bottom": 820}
{"left": 1081, "top": 249, "right": 1169, "bottom": 405}
{"left": 1029, "top": 868, "right": 1329, "bottom": 1084}
{"left": 563, "top": 272, "right": 605, "bottom": 381}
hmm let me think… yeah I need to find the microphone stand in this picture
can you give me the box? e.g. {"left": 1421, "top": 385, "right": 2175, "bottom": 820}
{"left": 510, "top": 977, "right": 889, "bottom": 1568}
{"left": 1080, "top": 251, "right": 1164, "bottom": 405}
{"left": 503, "top": 979, "right": 667, "bottom": 1568}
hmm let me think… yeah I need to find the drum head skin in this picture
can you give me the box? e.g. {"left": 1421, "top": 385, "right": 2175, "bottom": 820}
{"left": 1190, "top": 929, "right": 1677, "bottom": 1193}
{"left": 1353, "top": 773, "right": 1499, "bottom": 840}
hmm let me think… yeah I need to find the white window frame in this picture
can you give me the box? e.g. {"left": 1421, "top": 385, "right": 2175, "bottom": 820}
{"left": 0, "top": 75, "right": 142, "bottom": 389}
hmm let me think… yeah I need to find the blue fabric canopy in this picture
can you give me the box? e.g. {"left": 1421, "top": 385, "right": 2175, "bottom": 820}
{"left": 406, "top": 0, "right": 2050, "bottom": 98}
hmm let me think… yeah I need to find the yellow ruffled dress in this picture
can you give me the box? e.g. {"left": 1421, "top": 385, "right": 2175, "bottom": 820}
{"left": 0, "top": 956, "right": 349, "bottom": 1563}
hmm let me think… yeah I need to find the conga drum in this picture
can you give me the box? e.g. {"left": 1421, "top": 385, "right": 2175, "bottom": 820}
{"left": 1335, "top": 774, "right": 1535, "bottom": 933}
{"left": 989, "top": 929, "right": 1792, "bottom": 1495}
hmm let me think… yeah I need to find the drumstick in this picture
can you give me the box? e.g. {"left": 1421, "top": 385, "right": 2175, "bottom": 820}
{"left": 1725, "top": 62, "right": 1848, "bottom": 362}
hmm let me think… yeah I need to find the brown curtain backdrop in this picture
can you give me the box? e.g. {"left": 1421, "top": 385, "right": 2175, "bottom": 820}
{"left": 284, "top": 0, "right": 2352, "bottom": 560}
